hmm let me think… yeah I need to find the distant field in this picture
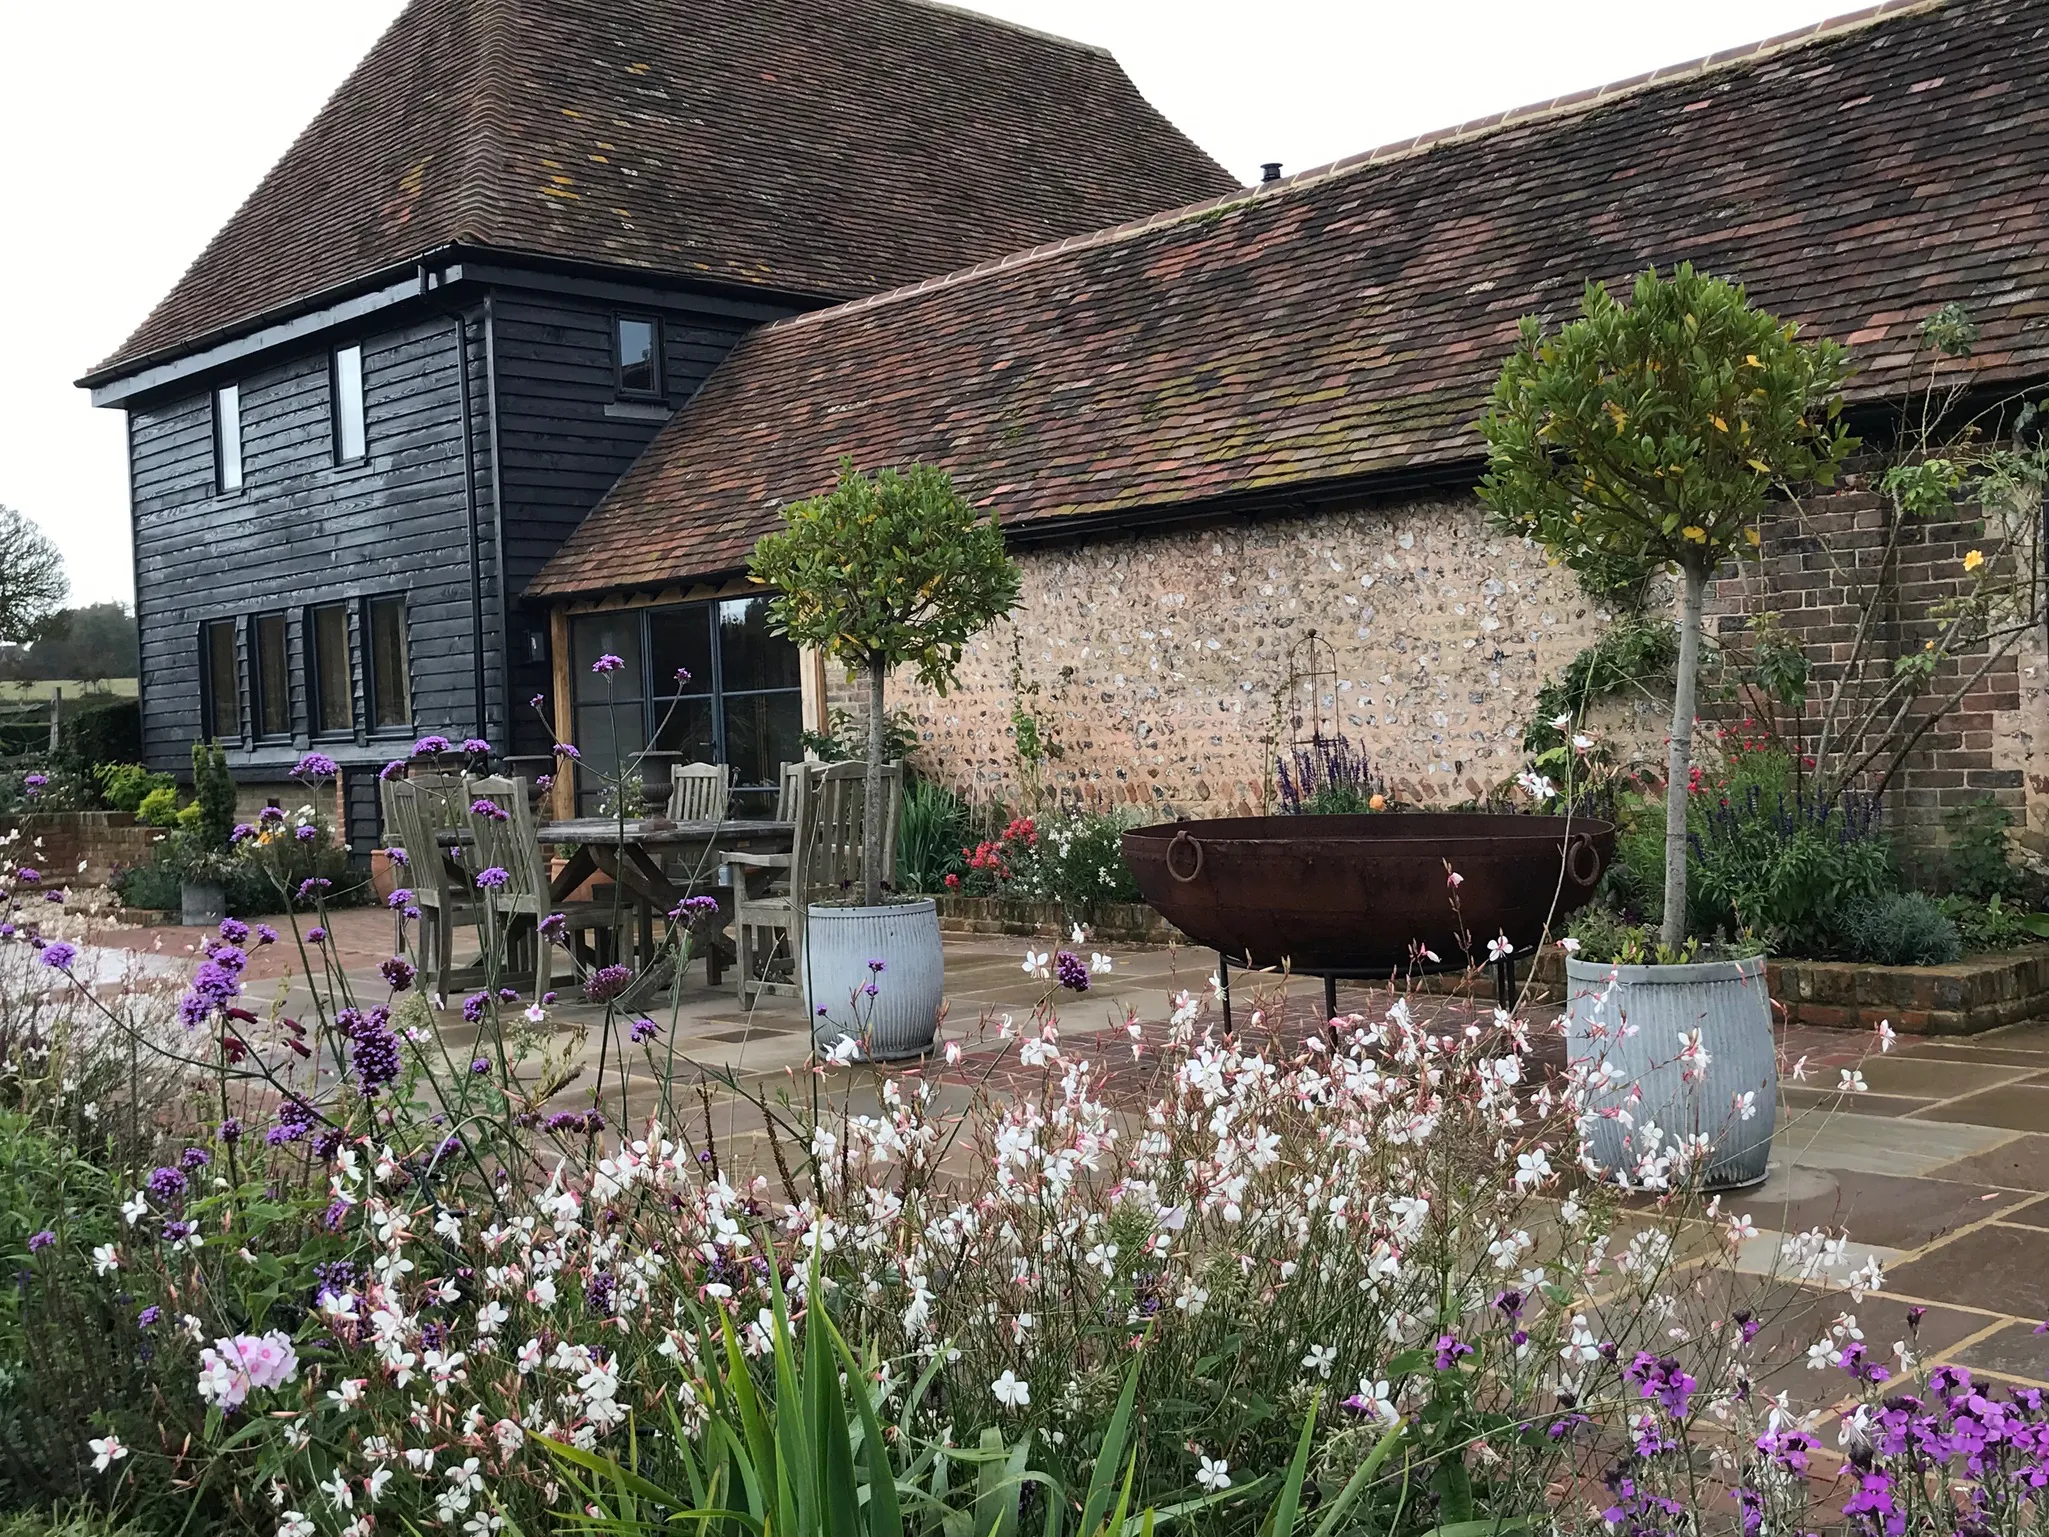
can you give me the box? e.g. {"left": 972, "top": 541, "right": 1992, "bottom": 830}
{"left": 0, "top": 678, "right": 139, "bottom": 702}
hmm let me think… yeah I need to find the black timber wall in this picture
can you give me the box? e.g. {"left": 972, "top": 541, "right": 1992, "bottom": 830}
{"left": 129, "top": 309, "right": 499, "bottom": 853}
{"left": 486, "top": 294, "right": 765, "bottom": 759}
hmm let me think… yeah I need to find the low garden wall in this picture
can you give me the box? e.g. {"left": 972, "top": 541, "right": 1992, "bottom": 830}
{"left": 933, "top": 893, "right": 1190, "bottom": 947}
{"left": 1, "top": 811, "right": 160, "bottom": 888}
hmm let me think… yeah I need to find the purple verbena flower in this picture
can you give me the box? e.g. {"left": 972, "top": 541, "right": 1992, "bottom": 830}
{"left": 147, "top": 1166, "right": 189, "bottom": 1203}
{"left": 137, "top": 1305, "right": 160, "bottom": 1328}
{"left": 297, "top": 878, "right": 331, "bottom": 902}
{"left": 379, "top": 759, "right": 408, "bottom": 781}
{"left": 381, "top": 955, "right": 417, "bottom": 991}
{"left": 1054, "top": 951, "right": 1089, "bottom": 992}
{"left": 254, "top": 924, "right": 278, "bottom": 946}
{"left": 181, "top": 1146, "right": 211, "bottom": 1170}
{"left": 460, "top": 739, "right": 491, "bottom": 756}
{"left": 475, "top": 866, "right": 511, "bottom": 890}
{"left": 293, "top": 752, "right": 339, "bottom": 781}
{"left": 15, "top": 867, "right": 39, "bottom": 885}
{"left": 629, "top": 1017, "right": 658, "bottom": 1043}
{"left": 38, "top": 942, "right": 76, "bottom": 971}
{"left": 293, "top": 824, "right": 318, "bottom": 842}
{"left": 470, "top": 798, "right": 509, "bottom": 822}
{"left": 591, "top": 654, "right": 625, "bottom": 674}
{"left": 386, "top": 887, "right": 414, "bottom": 910}
{"left": 412, "top": 735, "right": 452, "bottom": 757}
{"left": 306, "top": 926, "right": 327, "bottom": 946}
{"left": 553, "top": 744, "right": 581, "bottom": 761}
{"left": 218, "top": 917, "right": 249, "bottom": 944}
{"left": 584, "top": 963, "right": 632, "bottom": 1003}
{"left": 26, "top": 1230, "right": 54, "bottom": 1253}
{"left": 461, "top": 992, "right": 489, "bottom": 1023}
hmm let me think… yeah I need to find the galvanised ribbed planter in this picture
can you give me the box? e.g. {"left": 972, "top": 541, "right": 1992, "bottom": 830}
{"left": 1564, "top": 954, "right": 1777, "bottom": 1190}
{"left": 804, "top": 898, "right": 944, "bottom": 1061}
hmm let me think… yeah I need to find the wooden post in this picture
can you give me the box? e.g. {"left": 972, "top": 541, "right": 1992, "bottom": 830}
{"left": 46, "top": 688, "right": 60, "bottom": 755}
{"left": 549, "top": 606, "right": 574, "bottom": 821}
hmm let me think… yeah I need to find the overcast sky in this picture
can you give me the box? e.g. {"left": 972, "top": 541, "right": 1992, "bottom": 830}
{"left": 3, "top": 0, "right": 1852, "bottom": 607}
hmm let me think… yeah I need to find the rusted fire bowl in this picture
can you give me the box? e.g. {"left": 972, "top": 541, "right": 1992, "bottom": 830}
{"left": 1123, "top": 813, "right": 1615, "bottom": 973}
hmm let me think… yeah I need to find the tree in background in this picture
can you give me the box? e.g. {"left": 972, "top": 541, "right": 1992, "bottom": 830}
{"left": 751, "top": 460, "right": 1021, "bottom": 907}
{"left": 1479, "top": 265, "right": 1855, "bottom": 952}
{"left": 23, "top": 602, "right": 138, "bottom": 685}
{"left": 0, "top": 508, "right": 68, "bottom": 644}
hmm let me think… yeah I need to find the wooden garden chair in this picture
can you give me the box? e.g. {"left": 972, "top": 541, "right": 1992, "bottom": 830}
{"left": 726, "top": 760, "right": 901, "bottom": 1006}
{"left": 387, "top": 777, "right": 487, "bottom": 1002}
{"left": 465, "top": 775, "right": 629, "bottom": 1001}
{"left": 665, "top": 761, "right": 731, "bottom": 822}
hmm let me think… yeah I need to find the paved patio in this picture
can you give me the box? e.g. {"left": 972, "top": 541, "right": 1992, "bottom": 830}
{"left": 83, "top": 907, "right": 2049, "bottom": 1388}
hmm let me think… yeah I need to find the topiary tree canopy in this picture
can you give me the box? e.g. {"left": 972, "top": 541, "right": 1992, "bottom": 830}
{"left": 751, "top": 459, "right": 1021, "bottom": 906}
{"left": 1478, "top": 264, "right": 1856, "bottom": 952}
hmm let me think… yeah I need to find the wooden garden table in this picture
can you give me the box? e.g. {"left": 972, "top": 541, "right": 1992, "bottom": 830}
{"left": 533, "top": 817, "right": 795, "bottom": 995}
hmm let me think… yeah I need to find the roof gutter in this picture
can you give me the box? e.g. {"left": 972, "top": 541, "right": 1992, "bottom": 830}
{"left": 80, "top": 246, "right": 465, "bottom": 405}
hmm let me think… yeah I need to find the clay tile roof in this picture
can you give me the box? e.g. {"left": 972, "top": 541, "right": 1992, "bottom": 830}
{"left": 90, "top": 0, "right": 1235, "bottom": 378}
{"left": 529, "top": 0, "right": 2049, "bottom": 600}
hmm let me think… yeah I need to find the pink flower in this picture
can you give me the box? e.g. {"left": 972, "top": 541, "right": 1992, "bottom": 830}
{"left": 197, "top": 1330, "right": 298, "bottom": 1409}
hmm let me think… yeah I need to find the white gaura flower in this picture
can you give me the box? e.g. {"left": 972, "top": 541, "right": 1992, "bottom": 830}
{"left": 1732, "top": 1090, "right": 1758, "bottom": 1122}
{"left": 1558, "top": 936, "right": 1581, "bottom": 955}
{"left": 1300, "top": 1343, "right": 1337, "bottom": 1378}
{"left": 1021, "top": 950, "right": 1049, "bottom": 981}
{"left": 1090, "top": 952, "right": 1113, "bottom": 974}
{"left": 365, "top": 1469, "right": 394, "bottom": 1504}
{"left": 88, "top": 1434, "right": 127, "bottom": 1471}
{"left": 1514, "top": 1150, "right": 1552, "bottom": 1188}
{"left": 319, "top": 1471, "right": 354, "bottom": 1510}
{"left": 278, "top": 1514, "right": 315, "bottom": 1537}
{"left": 1196, "top": 1455, "right": 1232, "bottom": 1492}
{"left": 1487, "top": 933, "right": 1512, "bottom": 963}
{"left": 1725, "top": 1213, "right": 1760, "bottom": 1245}
{"left": 1874, "top": 1019, "right": 1896, "bottom": 1053}
{"left": 1350, "top": 1378, "right": 1399, "bottom": 1426}
{"left": 91, "top": 1243, "right": 119, "bottom": 1275}
{"left": 991, "top": 1370, "right": 1031, "bottom": 1409}
{"left": 120, "top": 1191, "right": 147, "bottom": 1226}
{"left": 1839, "top": 1069, "right": 1868, "bottom": 1094}
{"left": 327, "top": 1377, "right": 366, "bottom": 1408}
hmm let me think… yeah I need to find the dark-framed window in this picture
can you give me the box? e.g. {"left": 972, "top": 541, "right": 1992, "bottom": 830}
{"left": 309, "top": 602, "right": 353, "bottom": 735}
{"left": 568, "top": 595, "right": 802, "bottom": 814}
{"left": 213, "top": 384, "right": 243, "bottom": 493}
{"left": 251, "top": 612, "right": 290, "bottom": 739}
{"left": 365, "top": 595, "right": 411, "bottom": 730}
{"left": 333, "top": 344, "right": 366, "bottom": 463}
{"left": 614, "top": 315, "right": 660, "bottom": 398}
{"left": 201, "top": 619, "right": 240, "bottom": 741}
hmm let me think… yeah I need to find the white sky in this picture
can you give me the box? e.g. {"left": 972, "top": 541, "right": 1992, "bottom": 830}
{"left": 2, "top": 0, "right": 1851, "bottom": 606}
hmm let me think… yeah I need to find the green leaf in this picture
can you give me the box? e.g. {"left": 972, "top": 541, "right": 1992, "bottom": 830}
{"left": 1080, "top": 1345, "right": 1147, "bottom": 1537}
{"left": 1267, "top": 1389, "right": 1321, "bottom": 1537}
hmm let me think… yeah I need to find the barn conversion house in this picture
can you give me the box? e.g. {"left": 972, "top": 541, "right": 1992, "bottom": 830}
{"left": 88, "top": 0, "right": 2049, "bottom": 851}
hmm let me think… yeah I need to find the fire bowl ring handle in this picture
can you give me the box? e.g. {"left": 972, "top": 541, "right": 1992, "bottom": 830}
{"left": 1166, "top": 828, "right": 1205, "bottom": 883}
{"left": 1564, "top": 835, "right": 1602, "bottom": 888}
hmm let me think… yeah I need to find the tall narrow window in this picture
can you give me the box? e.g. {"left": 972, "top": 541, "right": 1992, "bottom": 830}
{"left": 309, "top": 602, "right": 353, "bottom": 734}
{"left": 253, "top": 612, "right": 289, "bottom": 738}
{"left": 201, "top": 620, "right": 240, "bottom": 740}
{"left": 214, "top": 384, "right": 243, "bottom": 492}
{"left": 366, "top": 596, "right": 411, "bottom": 729}
{"left": 615, "top": 316, "right": 659, "bottom": 397}
{"left": 333, "top": 345, "right": 366, "bottom": 463}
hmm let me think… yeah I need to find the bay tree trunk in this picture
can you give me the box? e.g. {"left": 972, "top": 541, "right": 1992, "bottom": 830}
{"left": 1660, "top": 562, "right": 1710, "bottom": 955}
{"left": 863, "top": 656, "right": 886, "bottom": 907}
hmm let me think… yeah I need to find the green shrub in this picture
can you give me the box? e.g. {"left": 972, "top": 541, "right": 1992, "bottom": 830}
{"left": 187, "top": 743, "right": 236, "bottom": 852}
{"left": 93, "top": 764, "right": 174, "bottom": 817}
{"left": 130, "top": 787, "right": 179, "bottom": 828}
{"left": 951, "top": 806, "right": 1142, "bottom": 921}
{"left": 1846, "top": 891, "right": 1962, "bottom": 966}
{"left": 1607, "top": 736, "right": 1896, "bottom": 957}
{"left": 1937, "top": 892, "right": 2044, "bottom": 955}
{"left": 108, "top": 860, "right": 177, "bottom": 913}
{"left": 896, "top": 778, "right": 969, "bottom": 893}
{"left": 1945, "top": 796, "right": 2030, "bottom": 901}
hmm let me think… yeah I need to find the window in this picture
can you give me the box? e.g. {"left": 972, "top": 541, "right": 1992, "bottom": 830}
{"left": 309, "top": 602, "right": 353, "bottom": 734}
{"left": 365, "top": 596, "right": 411, "bottom": 729}
{"left": 214, "top": 384, "right": 243, "bottom": 492}
{"left": 570, "top": 596, "right": 803, "bottom": 814}
{"left": 615, "top": 316, "right": 659, "bottom": 397}
{"left": 333, "top": 345, "right": 366, "bottom": 463}
{"left": 201, "top": 620, "right": 240, "bottom": 740}
{"left": 252, "top": 612, "right": 290, "bottom": 738}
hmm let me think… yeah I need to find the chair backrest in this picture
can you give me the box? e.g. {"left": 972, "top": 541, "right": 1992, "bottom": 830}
{"left": 464, "top": 774, "right": 549, "bottom": 909}
{"left": 409, "top": 772, "right": 469, "bottom": 830}
{"left": 774, "top": 761, "right": 810, "bottom": 822}
{"left": 387, "top": 779, "right": 456, "bottom": 908}
{"left": 667, "top": 761, "right": 731, "bottom": 822}
{"left": 792, "top": 760, "right": 902, "bottom": 902}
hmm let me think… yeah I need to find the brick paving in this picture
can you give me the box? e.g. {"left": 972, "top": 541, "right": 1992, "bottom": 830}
{"left": 81, "top": 909, "right": 2049, "bottom": 1387}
